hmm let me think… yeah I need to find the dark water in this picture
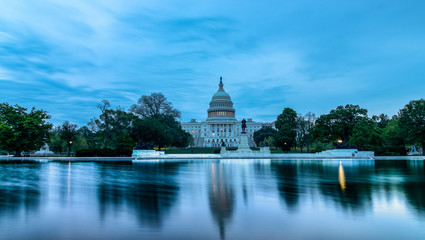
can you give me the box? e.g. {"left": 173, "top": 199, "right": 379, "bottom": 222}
{"left": 0, "top": 159, "right": 425, "bottom": 240}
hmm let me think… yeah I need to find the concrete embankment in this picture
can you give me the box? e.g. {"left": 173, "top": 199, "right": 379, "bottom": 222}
{"left": 1, "top": 153, "right": 424, "bottom": 162}
{"left": 0, "top": 154, "right": 408, "bottom": 162}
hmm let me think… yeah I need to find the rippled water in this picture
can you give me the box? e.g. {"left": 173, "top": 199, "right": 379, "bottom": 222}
{"left": 0, "top": 159, "right": 424, "bottom": 240}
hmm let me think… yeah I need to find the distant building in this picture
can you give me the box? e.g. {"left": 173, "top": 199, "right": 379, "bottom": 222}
{"left": 181, "top": 77, "right": 274, "bottom": 147}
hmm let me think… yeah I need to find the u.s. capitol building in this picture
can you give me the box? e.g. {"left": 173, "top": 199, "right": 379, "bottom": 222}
{"left": 182, "top": 77, "right": 274, "bottom": 147}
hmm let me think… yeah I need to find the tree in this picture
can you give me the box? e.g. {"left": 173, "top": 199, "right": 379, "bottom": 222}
{"left": 296, "top": 115, "right": 307, "bottom": 153}
{"left": 381, "top": 119, "right": 405, "bottom": 156}
{"left": 398, "top": 99, "right": 425, "bottom": 152}
{"left": 94, "top": 100, "right": 113, "bottom": 149}
{"left": 372, "top": 114, "right": 390, "bottom": 129}
{"left": 78, "top": 126, "right": 98, "bottom": 149}
{"left": 97, "top": 99, "right": 111, "bottom": 114}
{"left": 349, "top": 118, "right": 382, "bottom": 151}
{"left": 274, "top": 108, "right": 298, "bottom": 152}
{"left": 0, "top": 103, "right": 52, "bottom": 156}
{"left": 129, "top": 93, "right": 181, "bottom": 119}
{"left": 132, "top": 117, "right": 171, "bottom": 150}
{"left": 312, "top": 104, "right": 368, "bottom": 145}
{"left": 93, "top": 108, "right": 139, "bottom": 152}
{"left": 253, "top": 127, "right": 277, "bottom": 146}
{"left": 304, "top": 112, "right": 316, "bottom": 152}
{"left": 58, "top": 121, "right": 78, "bottom": 157}
{"left": 159, "top": 115, "right": 192, "bottom": 148}
{"left": 49, "top": 127, "right": 65, "bottom": 154}
{"left": 295, "top": 113, "right": 316, "bottom": 153}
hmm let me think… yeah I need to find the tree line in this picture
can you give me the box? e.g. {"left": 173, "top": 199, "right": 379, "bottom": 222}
{"left": 0, "top": 93, "right": 192, "bottom": 157}
{"left": 254, "top": 99, "right": 425, "bottom": 156}
{"left": 1, "top": 96, "right": 425, "bottom": 156}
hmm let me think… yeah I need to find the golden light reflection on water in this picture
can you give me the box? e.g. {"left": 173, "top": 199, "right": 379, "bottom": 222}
{"left": 68, "top": 161, "right": 71, "bottom": 204}
{"left": 339, "top": 161, "right": 346, "bottom": 191}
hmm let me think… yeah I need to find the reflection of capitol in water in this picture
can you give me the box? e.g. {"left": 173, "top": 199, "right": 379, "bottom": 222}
{"left": 208, "top": 162, "right": 235, "bottom": 240}
{"left": 206, "top": 159, "right": 274, "bottom": 239}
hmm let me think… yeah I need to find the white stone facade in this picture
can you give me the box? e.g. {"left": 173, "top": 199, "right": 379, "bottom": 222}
{"left": 181, "top": 77, "right": 273, "bottom": 147}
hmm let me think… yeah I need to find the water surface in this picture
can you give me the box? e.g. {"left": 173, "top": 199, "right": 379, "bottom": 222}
{"left": 0, "top": 159, "right": 424, "bottom": 239}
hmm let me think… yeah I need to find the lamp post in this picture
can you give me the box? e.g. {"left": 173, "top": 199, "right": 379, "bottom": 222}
{"left": 67, "top": 141, "right": 73, "bottom": 157}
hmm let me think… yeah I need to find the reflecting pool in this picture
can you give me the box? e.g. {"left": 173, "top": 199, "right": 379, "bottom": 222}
{"left": 0, "top": 159, "right": 425, "bottom": 239}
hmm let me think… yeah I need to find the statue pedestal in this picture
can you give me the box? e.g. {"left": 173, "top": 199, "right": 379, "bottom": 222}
{"left": 219, "top": 132, "right": 272, "bottom": 157}
{"left": 238, "top": 132, "right": 250, "bottom": 149}
{"left": 236, "top": 132, "right": 252, "bottom": 154}
{"left": 220, "top": 147, "right": 227, "bottom": 156}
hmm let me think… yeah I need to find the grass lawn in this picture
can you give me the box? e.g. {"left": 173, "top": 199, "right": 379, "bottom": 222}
{"left": 164, "top": 148, "right": 220, "bottom": 154}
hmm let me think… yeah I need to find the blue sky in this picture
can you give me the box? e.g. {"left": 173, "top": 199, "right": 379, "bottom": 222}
{"left": 1, "top": 0, "right": 424, "bottom": 126}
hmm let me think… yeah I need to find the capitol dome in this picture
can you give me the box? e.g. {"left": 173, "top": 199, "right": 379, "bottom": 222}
{"left": 207, "top": 77, "right": 236, "bottom": 120}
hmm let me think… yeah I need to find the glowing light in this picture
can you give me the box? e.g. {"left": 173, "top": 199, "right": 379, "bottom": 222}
{"left": 339, "top": 161, "right": 346, "bottom": 191}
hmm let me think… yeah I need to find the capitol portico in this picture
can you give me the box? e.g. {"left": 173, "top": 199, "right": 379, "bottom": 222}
{"left": 182, "top": 77, "right": 274, "bottom": 147}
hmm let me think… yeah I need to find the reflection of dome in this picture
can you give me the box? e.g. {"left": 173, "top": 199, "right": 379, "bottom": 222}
{"left": 207, "top": 77, "right": 236, "bottom": 120}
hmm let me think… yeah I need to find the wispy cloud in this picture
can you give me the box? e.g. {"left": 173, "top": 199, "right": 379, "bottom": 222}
{"left": 0, "top": 0, "right": 424, "bottom": 125}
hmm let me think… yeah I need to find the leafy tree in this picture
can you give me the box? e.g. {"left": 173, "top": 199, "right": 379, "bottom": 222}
{"left": 78, "top": 126, "right": 98, "bottom": 149}
{"left": 0, "top": 103, "right": 52, "bottom": 156}
{"left": 296, "top": 115, "right": 309, "bottom": 152}
{"left": 253, "top": 127, "right": 277, "bottom": 146}
{"left": 304, "top": 112, "right": 316, "bottom": 152}
{"left": 160, "top": 115, "right": 192, "bottom": 148}
{"left": 295, "top": 113, "right": 316, "bottom": 153}
{"left": 372, "top": 114, "right": 390, "bottom": 129}
{"left": 349, "top": 118, "right": 382, "bottom": 151}
{"left": 263, "top": 136, "right": 275, "bottom": 148}
{"left": 49, "top": 127, "right": 65, "bottom": 154}
{"left": 93, "top": 108, "right": 139, "bottom": 152}
{"left": 133, "top": 117, "right": 171, "bottom": 150}
{"left": 313, "top": 104, "right": 368, "bottom": 145}
{"left": 58, "top": 121, "right": 78, "bottom": 156}
{"left": 381, "top": 119, "right": 406, "bottom": 156}
{"left": 398, "top": 99, "right": 425, "bottom": 152}
{"left": 129, "top": 93, "right": 181, "bottom": 119}
{"left": 81, "top": 96, "right": 190, "bottom": 154}
{"left": 274, "top": 108, "right": 298, "bottom": 152}
{"left": 129, "top": 94, "right": 190, "bottom": 150}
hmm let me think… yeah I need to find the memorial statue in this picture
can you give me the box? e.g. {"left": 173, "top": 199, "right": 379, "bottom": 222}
{"left": 241, "top": 119, "right": 247, "bottom": 133}
{"left": 408, "top": 145, "right": 420, "bottom": 155}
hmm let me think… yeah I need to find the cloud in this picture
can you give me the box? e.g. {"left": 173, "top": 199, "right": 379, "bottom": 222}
{"left": 0, "top": 0, "right": 424, "bottom": 126}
